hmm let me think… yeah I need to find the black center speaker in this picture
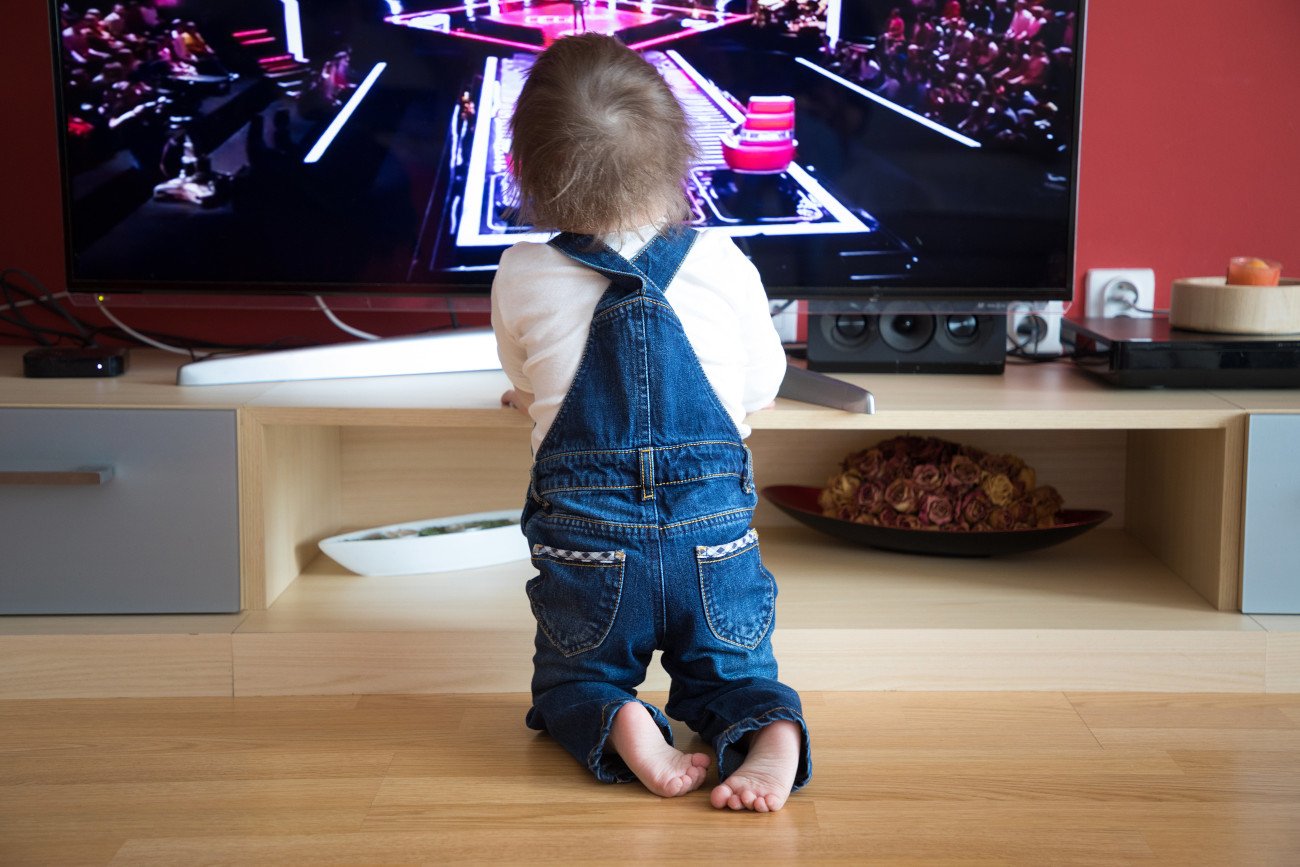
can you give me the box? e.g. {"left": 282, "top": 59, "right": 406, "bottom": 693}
{"left": 806, "top": 303, "right": 1006, "bottom": 374}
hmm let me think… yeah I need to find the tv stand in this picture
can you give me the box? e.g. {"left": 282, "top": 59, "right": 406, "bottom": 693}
{"left": 177, "top": 329, "right": 503, "bottom": 385}
{"left": 177, "top": 328, "right": 877, "bottom": 414}
{"left": 5, "top": 347, "right": 1299, "bottom": 698}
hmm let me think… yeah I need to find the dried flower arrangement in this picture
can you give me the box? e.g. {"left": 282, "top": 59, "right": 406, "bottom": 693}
{"left": 818, "top": 435, "right": 1065, "bottom": 531}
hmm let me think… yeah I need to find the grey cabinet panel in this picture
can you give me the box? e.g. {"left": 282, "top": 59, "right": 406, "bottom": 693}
{"left": 1, "top": 409, "right": 239, "bottom": 614}
{"left": 1242, "top": 414, "right": 1300, "bottom": 614}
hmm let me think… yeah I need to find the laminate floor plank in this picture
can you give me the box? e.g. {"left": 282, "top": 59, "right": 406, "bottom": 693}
{"left": 2, "top": 691, "right": 1298, "bottom": 866}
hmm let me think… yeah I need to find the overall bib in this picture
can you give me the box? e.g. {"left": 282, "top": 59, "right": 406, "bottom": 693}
{"left": 521, "top": 227, "right": 811, "bottom": 789}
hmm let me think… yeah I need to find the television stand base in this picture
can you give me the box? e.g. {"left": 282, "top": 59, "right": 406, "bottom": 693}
{"left": 178, "top": 329, "right": 877, "bottom": 415}
{"left": 177, "top": 329, "right": 502, "bottom": 385}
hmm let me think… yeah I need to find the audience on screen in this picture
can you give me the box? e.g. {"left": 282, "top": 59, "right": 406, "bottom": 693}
{"left": 58, "top": 1, "right": 232, "bottom": 165}
{"left": 827, "top": 0, "right": 1077, "bottom": 152}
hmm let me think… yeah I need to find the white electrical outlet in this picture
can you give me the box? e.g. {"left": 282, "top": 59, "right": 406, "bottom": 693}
{"left": 770, "top": 299, "right": 799, "bottom": 343}
{"left": 1007, "top": 301, "right": 1064, "bottom": 356}
{"left": 1085, "top": 268, "right": 1155, "bottom": 318}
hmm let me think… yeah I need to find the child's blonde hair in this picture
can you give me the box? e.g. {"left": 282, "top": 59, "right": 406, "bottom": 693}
{"left": 509, "top": 34, "right": 696, "bottom": 236}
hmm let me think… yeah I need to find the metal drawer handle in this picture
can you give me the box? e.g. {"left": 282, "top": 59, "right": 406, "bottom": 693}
{"left": 0, "top": 467, "right": 114, "bottom": 486}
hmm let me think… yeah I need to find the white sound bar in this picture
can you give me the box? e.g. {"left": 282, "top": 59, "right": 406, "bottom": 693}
{"left": 177, "top": 329, "right": 502, "bottom": 386}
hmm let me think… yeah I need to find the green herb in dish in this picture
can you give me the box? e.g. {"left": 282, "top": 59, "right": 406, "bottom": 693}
{"left": 353, "top": 518, "right": 517, "bottom": 541}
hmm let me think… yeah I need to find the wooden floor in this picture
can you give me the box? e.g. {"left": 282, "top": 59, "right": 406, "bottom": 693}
{"left": 2, "top": 692, "right": 1299, "bottom": 866}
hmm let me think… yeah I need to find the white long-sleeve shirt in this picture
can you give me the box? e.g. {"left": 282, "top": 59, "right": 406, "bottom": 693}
{"left": 491, "top": 228, "right": 787, "bottom": 455}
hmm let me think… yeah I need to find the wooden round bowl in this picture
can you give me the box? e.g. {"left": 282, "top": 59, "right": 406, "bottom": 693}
{"left": 1170, "top": 276, "right": 1300, "bottom": 335}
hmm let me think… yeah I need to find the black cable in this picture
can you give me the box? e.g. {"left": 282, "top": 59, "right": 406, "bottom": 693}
{"left": 3, "top": 266, "right": 476, "bottom": 354}
{"left": 1006, "top": 350, "right": 1069, "bottom": 365}
{"left": 0, "top": 319, "right": 89, "bottom": 344}
{"left": 0, "top": 297, "right": 90, "bottom": 345}
{"left": 0, "top": 280, "right": 56, "bottom": 346}
{"left": 0, "top": 268, "right": 94, "bottom": 344}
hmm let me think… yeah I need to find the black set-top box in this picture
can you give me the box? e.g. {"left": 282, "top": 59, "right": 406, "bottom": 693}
{"left": 23, "top": 347, "right": 128, "bottom": 378}
{"left": 1062, "top": 317, "right": 1300, "bottom": 388}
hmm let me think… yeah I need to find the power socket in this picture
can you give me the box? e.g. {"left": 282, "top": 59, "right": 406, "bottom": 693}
{"left": 1085, "top": 268, "right": 1155, "bottom": 318}
{"left": 770, "top": 299, "right": 799, "bottom": 343}
{"left": 1007, "top": 301, "right": 1063, "bottom": 356}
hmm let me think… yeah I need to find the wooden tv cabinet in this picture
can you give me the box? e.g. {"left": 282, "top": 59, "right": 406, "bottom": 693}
{"left": 1, "top": 347, "right": 1296, "bottom": 698}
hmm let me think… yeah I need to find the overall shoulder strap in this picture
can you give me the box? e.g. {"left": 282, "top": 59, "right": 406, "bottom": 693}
{"left": 547, "top": 233, "right": 643, "bottom": 297}
{"left": 548, "top": 227, "right": 699, "bottom": 300}
{"left": 625, "top": 226, "right": 699, "bottom": 298}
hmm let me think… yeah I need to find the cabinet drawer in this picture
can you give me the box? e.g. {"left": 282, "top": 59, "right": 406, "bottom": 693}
{"left": 0, "top": 408, "right": 239, "bottom": 614}
{"left": 1242, "top": 414, "right": 1300, "bottom": 614}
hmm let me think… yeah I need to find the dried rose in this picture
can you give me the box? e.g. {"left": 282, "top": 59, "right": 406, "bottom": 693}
{"left": 879, "top": 437, "right": 910, "bottom": 459}
{"left": 819, "top": 436, "right": 1079, "bottom": 535}
{"left": 912, "top": 463, "right": 943, "bottom": 492}
{"left": 914, "top": 437, "right": 949, "bottom": 465}
{"left": 884, "top": 454, "right": 911, "bottom": 480}
{"left": 855, "top": 481, "right": 885, "bottom": 514}
{"left": 960, "top": 489, "right": 992, "bottom": 525}
{"left": 1008, "top": 499, "right": 1036, "bottom": 526}
{"left": 947, "top": 454, "right": 983, "bottom": 489}
{"left": 832, "top": 471, "right": 861, "bottom": 499}
{"left": 981, "top": 473, "right": 1017, "bottom": 507}
{"left": 980, "top": 453, "right": 1015, "bottom": 477}
{"left": 986, "top": 507, "right": 1012, "bottom": 530}
{"left": 852, "top": 448, "right": 887, "bottom": 480}
{"left": 1031, "top": 485, "right": 1064, "bottom": 521}
{"left": 919, "top": 493, "right": 955, "bottom": 526}
{"left": 895, "top": 513, "right": 923, "bottom": 530}
{"left": 884, "top": 477, "right": 918, "bottom": 513}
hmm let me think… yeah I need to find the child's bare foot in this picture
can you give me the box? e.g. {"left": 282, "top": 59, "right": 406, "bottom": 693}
{"left": 710, "top": 719, "right": 801, "bottom": 812}
{"left": 608, "top": 702, "right": 710, "bottom": 798}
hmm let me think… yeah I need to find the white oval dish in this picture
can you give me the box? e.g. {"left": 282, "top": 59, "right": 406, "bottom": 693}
{"left": 318, "top": 509, "right": 528, "bottom": 576}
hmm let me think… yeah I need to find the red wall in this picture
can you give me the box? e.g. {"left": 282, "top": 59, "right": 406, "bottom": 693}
{"left": 3, "top": 1, "right": 1298, "bottom": 346}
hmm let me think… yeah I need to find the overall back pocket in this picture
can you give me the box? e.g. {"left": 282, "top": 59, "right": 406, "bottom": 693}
{"left": 696, "top": 529, "right": 774, "bottom": 650}
{"left": 527, "top": 544, "right": 626, "bottom": 657}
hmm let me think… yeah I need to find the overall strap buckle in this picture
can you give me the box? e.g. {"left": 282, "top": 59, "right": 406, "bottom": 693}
{"left": 741, "top": 445, "right": 755, "bottom": 494}
{"left": 638, "top": 448, "right": 656, "bottom": 501}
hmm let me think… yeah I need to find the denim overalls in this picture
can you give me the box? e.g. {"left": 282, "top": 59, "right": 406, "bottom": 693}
{"left": 520, "top": 227, "right": 811, "bottom": 790}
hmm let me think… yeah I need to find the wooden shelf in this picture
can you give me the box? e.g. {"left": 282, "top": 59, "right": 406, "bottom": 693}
{"left": 4, "top": 527, "right": 1297, "bottom": 698}
{"left": 245, "top": 528, "right": 1247, "bottom": 634}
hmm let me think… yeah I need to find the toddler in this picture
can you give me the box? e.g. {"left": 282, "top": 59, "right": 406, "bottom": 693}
{"left": 491, "top": 33, "right": 811, "bottom": 812}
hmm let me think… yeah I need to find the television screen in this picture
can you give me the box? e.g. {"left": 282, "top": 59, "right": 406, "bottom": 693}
{"left": 54, "top": 0, "right": 1083, "bottom": 301}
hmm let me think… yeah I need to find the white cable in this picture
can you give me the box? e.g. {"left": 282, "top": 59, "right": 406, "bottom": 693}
{"left": 0, "top": 290, "right": 71, "bottom": 312}
{"left": 314, "top": 295, "right": 381, "bottom": 340}
{"left": 94, "top": 295, "right": 192, "bottom": 354}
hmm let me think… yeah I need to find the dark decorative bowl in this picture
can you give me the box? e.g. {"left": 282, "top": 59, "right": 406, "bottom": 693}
{"left": 762, "top": 485, "right": 1111, "bottom": 558}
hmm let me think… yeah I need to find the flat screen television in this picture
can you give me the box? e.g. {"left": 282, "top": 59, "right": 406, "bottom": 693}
{"left": 53, "top": 0, "right": 1084, "bottom": 309}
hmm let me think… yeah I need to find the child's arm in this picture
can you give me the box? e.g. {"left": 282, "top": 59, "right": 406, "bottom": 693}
{"left": 490, "top": 253, "right": 536, "bottom": 418}
{"left": 501, "top": 388, "right": 535, "bottom": 416}
{"left": 732, "top": 252, "right": 787, "bottom": 413}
